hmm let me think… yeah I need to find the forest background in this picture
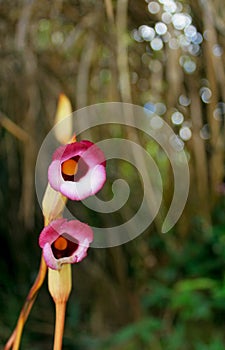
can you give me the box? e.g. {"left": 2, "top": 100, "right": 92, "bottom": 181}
{"left": 0, "top": 0, "right": 225, "bottom": 349}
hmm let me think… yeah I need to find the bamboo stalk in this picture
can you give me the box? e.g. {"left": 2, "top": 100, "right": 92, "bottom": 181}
{"left": 104, "top": 0, "right": 114, "bottom": 24}
{"left": 0, "top": 112, "right": 29, "bottom": 142}
{"left": 202, "top": 1, "right": 224, "bottom": 201}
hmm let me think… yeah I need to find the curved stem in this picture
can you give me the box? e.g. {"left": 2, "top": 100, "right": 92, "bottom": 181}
{"left": 4, "top": 255, "right": 47, "bottom": 350}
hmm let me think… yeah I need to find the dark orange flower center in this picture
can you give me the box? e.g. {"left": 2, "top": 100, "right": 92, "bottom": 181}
{"left": 54, "top": 236, "right": 68, "bottom": 250}
{"left": 61, "top": 156, "right": 89, "bottom": 182}
{"left": 61, "top": 159, "right": 78, "bottom": 176}
{"left": 52, "top": 235, "right": 79, "bottom": 259}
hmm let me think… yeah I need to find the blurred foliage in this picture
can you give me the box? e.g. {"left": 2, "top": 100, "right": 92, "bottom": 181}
{"left": 0, "top": 0, "right": 225, "bottom": 349}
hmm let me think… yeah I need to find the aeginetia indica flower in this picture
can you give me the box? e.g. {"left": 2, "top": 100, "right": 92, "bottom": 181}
{"left": 4, "top": 94, "right": 106, "bottom": 350}
{"left": 48, "top": 140, "right": 106, "bottom": 200}
{"left": 39, "top": 218, "right": 93, "bottom": 270}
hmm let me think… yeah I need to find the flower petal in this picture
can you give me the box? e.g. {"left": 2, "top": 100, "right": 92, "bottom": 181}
{"left": 52, "top": 142, "right": 86, "bottom": 162}
{"left": 43, "top": 243, "right": 59, "bottom": 270}
{"left": 39, "top": 219, "right": 93, "bottom": 270}
{"left": 48, "top": 160, "right": 63, "bottom": 192}
{"left": 59, "top": 164, "right": 106, "bottom": 200}
{"left": 48, "top": 140, "right": 106, "bottom": 201}
{"left": 64, "top": 221, "right": 92, "bottom": 242}
{"left": 39, "top": 218, "right": 67, "bottom": 247}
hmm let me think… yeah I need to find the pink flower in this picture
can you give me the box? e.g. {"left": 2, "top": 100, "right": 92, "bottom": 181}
{"left": 39, "top": 218, "right": 93, "bottom": 270}
{"left": 48, "top": 140, "right": 106, "bottom": 200}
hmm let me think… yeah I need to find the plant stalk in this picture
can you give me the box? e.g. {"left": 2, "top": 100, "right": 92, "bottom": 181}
{"left": 53, "top": 302, "right": 67, "bottom": 350}
{"left": 4, "top": 255, "right": 47, "bottom": 350}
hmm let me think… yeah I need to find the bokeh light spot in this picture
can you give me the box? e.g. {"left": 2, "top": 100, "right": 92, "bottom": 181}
{"left": 144, "top": 102, "right": 156, "bottom": 115}
{"left": 171, "top": 111, "right": 184, "bottom": 125}
{"left": 169, "top": 134, "right": 184, "bottom": 151}
{"left": 162, "top": 12, "right": 172, "bottom": 24}
{"left": 148, "top": 1, "right": 161, "bottom": 14}
{"left": 150, "top": 116, "right": 164, "bottom": 129}
{"left": 172, "top": 13, "right": 191, "bottom": 30}
{"left": 139, "top": 25, "right": 155, "bottom": 41}
{"left": 179, "top": 126, "right": 192, "bottom": 140}
{"left": 179, "top": 95, "right": 191, "bottom": 106}
{"left": 155, "top": 22, "right": 168, "bottom": 35}
{"left": 150, "top": 37, "right": 163, "bottom": 51}
{"left": 200, "top": 87, "right": 212, "bottom": 103}
{"left": 200, "top": 124, "right": 210, "bottom": 140}
{"left": 212, "top": 44, "right": 223, "bottom": 57}
{"left": 183, "top": 59, "right": 196, "bottom": 74}
{"left": 155, "top": 102, "right": 167, "bottom": 115}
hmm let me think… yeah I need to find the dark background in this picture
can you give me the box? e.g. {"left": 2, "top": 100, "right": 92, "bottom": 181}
{"left": 1, "top": 0, "right": 225, "bottom": 349}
